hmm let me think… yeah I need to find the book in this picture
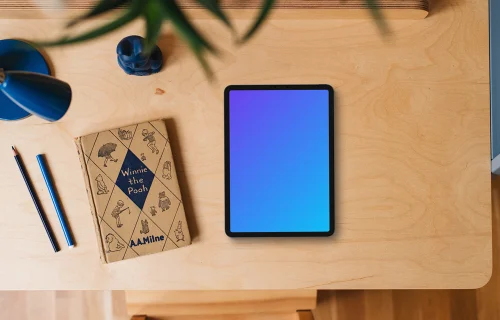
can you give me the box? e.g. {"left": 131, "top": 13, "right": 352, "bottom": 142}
{"left": 75, "top": 120, "right": 191, "bottom": 263}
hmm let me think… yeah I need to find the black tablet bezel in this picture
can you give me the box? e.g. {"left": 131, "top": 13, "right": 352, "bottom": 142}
{"left": 224, "top": 84, "right": 335, "bottom": 237}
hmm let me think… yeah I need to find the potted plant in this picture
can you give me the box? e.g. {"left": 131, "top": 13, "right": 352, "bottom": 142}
{"left": 42, "top": 0, "right": 384, "bottom": 77}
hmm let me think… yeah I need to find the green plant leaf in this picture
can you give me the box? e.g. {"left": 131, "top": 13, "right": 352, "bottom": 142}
{"left": 365, "top": 0, "right": 390, "bottom": 35}
{"left": 241, "top": 0, "right": 276, "bottom": 43}
{"left": 159, "top": 0, "right": 217, "bottom": 78}
{"left": 195, "top": 0, "right": 233, "bottom": 31}
{"left": 159, "top": 0, "right": 217, "bottom": 54}
{"left": 193, "top": 48, "right": 215, "bottom": 80}
{"left": 143, "top": 0, "right": 165, "bottom": 53}
{"left": 40, "top": 9, "right": 139, "bottom": 47}
{"left": 68, "top": 0, "right": 130, "bottom": 27}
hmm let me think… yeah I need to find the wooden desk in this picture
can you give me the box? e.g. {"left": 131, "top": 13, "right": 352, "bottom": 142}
{"left": 0, "top": 0, "right": 491, "bottom": 290}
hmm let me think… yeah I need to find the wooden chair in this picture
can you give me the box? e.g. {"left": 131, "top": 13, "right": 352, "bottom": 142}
{"left": 126, "top": 290, "right": 317, "bottom": 320}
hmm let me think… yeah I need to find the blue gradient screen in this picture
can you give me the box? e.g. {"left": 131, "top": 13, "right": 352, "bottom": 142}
{"left": 228, "top": 88, "right": 331, "bottom": 233}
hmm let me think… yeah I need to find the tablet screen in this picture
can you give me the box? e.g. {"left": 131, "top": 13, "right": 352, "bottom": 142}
{"left": 225, "top": 85, "right": 334, "bottom": 236}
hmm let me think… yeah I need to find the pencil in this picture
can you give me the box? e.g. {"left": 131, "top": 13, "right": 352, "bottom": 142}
{"left": 36, "top": 154, "right": 75, "bottom": 248}
{"left": 12, "top": 146, "right": 59, "bottom": 252}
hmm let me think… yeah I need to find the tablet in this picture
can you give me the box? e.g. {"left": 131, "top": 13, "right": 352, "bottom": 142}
{"left": 225, "top": 85, "right": 334, "bottom": 237}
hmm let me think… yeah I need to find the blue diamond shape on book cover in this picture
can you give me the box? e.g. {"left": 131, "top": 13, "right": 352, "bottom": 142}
{"left": 116, "top": 150, "right": 154, "bottom": 209}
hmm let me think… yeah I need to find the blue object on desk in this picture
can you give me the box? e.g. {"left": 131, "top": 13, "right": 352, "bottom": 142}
{"left": 0, "top": 39, "right": 72, "bottom": 122}
{"left": 491, "top": 0, "right": 500, "bottom": 174}
{"left": 116, "top": 35, "right": 163, "bottom": 76}
{"left": 13, "top": 147, "right": 59, "bottom": 252}
{"left": 1, "top": 71, "right": 72, "bottom": 122}
{"left": 0, "top": 39, "right": 50, "bottom": 121}
{"left": 37, "top": 154, "right": 75, "bottom": 248}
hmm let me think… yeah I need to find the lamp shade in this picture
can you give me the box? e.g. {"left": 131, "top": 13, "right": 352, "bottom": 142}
{"left": 0, "top": 71, "right": 72, "bottom": 122}
{"left": 0, "top": 39, "right": 51, "bottom": 121}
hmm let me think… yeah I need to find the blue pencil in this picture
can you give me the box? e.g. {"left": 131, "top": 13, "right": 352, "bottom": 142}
{"left": 12, "top": 147, "right": 59, "bottom": 252}
{"left": 36, "top": 154, "right": 75, "bottom": 248}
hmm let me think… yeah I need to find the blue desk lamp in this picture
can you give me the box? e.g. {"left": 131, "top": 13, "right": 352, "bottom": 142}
{"left": 0, "top": 39, "right": 72, "bottom": 122}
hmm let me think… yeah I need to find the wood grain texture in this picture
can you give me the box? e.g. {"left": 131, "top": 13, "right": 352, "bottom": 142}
{"left": 126, "top": 291, "right": 317, "bottom": 317}
{"left": 0, "top": 198, "right": 499, "bottom": 320}
{"left": 143, "top": 315, "right": 305, "bottom": 320}
{"left": 297, "top": 311, "right": 315, "bottom": 320}
{"left": 0, "top": 0, "right": 429, "bottom": 19}
{"left": 0, "top": 0, "right": 491, "bottom": 290}
{"left": 0, "top": 291, "right": 129, "bottom": 320}
{"left": 315, "top": 289, "right": 484, "bottom": 320}
{"left": 0, "top": 200, "right": 499, "bottom": 320}
{"left": 1, "top": 290, "right": 311, "bottom": 320}
{"left": 313, "top": 177, "right": 500, "bottom": 320}
{"left": 476, "top": 176, "right": 500, "bottom": 320}
{"left": 0, "top": 0, "right": 430, "bottom": 9}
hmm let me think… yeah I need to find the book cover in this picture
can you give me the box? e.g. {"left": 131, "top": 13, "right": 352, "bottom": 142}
{"left": 75, "top": 120, "right": 191, "bottom": 263}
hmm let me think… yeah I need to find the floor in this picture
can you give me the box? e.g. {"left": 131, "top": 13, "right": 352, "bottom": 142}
{"left": 1, "top": 178, "right": 499, "bottom": 320}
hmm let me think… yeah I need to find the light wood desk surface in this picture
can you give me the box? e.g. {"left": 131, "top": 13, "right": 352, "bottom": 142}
{"left": 0, "top": 0, "right": 491, "bottom": 290}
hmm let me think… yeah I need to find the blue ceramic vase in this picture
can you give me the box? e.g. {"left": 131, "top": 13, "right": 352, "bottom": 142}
{"left": 116, "top": 35, "right": 163, "bottom": 76}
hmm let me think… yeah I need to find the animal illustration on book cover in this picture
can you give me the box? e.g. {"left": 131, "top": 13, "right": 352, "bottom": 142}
{"left": 75, "top": 120, "right": 191, "bottom": 263}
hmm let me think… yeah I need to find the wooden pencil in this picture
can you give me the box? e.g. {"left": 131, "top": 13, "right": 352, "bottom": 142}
{"left": 12, "top": 146, "right": 59, "bottom": 252}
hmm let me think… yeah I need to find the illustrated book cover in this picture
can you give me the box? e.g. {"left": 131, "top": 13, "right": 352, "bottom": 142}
{"left": 75, "top": 119, "right": 191, "bottom": 263}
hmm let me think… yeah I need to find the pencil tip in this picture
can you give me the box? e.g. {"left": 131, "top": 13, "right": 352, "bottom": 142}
{"left": 12, "top": 146, "right": 17, "bottom": 156}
